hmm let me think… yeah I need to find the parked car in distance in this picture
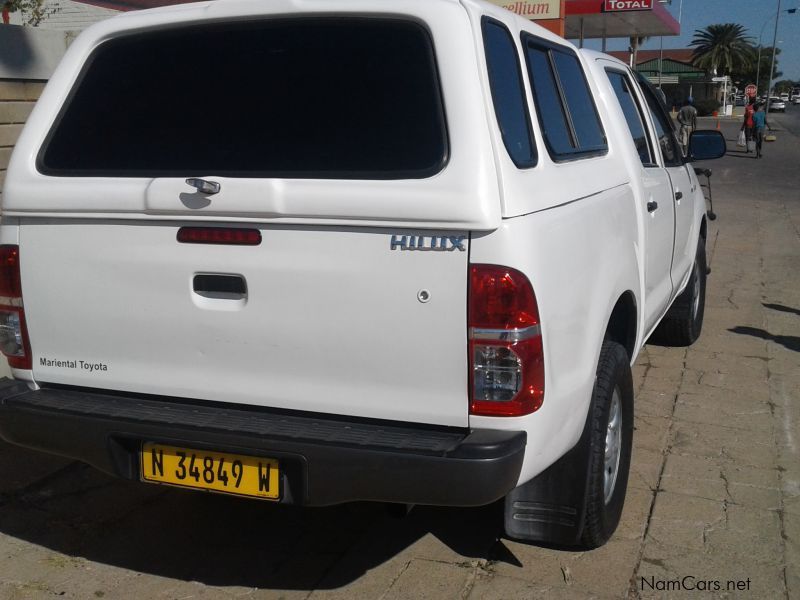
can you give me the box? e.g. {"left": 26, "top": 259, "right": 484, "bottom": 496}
{"left": 780, "top": 93, "right": 789, "bottom": 102}
{"left": 793, "top": 96, "right": 800, "bottom": 105}
{"left": 768, "top": 97, "right": 787, "bottom": 112}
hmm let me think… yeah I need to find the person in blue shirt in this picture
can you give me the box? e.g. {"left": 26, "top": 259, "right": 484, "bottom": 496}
{"left": 752, "top": 103, "right": 772, "bottom": 159}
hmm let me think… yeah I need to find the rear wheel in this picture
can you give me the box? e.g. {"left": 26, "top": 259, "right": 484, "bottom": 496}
{"left": 502, "top": 340, "right": 633, "bottom": 549}
{"left": 579, "top": 340, "right": 634, "bottom": 549}
{"left": 650, "top": 237, "right": 706, "bottom": 346}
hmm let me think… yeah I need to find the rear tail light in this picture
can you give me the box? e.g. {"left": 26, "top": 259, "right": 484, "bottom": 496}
{"left": 0, "top": 245, "right": 31, "bottom": 369}
{"left": 469, "top": 265, "right": 544, "bottom": 417}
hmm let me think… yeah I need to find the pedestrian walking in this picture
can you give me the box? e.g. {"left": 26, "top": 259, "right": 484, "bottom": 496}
{"left": 742, "top": 97, "right": 756, "bottom": 153}
{"left": 677, "top": 97, "right": 697, "bottom": 155}
{"left": 752, "top": 103, "right": 772, "bottom": 159}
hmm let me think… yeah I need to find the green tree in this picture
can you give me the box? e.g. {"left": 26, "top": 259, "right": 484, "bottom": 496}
{"left": 730, "top": 46, "right": 782, "bottom": 95}
{"left": 1, "top": 0, "right": 58, "bottom": 26}
{"left": 773, "top": 80, "right": 797, "bottom": 94}
{"left": 690, "top": 23, "right": 755, "bottom": 76}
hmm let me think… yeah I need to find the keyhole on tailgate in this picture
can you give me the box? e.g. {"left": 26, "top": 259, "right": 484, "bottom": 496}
{"left": 417, "top": 289, "right": 431, "bottom": 303}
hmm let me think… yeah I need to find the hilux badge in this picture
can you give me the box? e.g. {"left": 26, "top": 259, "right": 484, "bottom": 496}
{"left": 390, "top": 235, "right": 466, "bottom": 252}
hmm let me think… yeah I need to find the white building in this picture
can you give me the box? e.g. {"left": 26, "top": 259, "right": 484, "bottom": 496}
{"left": 6, "top": 0, "right": 120, "bottom": 30}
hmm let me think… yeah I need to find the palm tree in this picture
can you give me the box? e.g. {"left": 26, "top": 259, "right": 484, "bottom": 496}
{"left": 690, "top": 24, "right": 755, "bottom": 76}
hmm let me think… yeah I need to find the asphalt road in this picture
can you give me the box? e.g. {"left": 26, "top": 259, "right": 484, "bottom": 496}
{"left": 773, "top": 104, "right": 800, "bottom": 136}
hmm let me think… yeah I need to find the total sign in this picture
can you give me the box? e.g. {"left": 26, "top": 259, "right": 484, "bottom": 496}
{"left": 604, "top": 0, "right": 654, "bottom": 10}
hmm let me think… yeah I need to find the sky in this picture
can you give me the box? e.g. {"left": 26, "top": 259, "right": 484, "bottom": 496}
{"left": 574, "top": 0, "right": 800, "bottom": 83}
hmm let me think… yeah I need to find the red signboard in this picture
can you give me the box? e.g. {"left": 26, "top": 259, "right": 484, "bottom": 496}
{"left": 745, "top": 84, "right": 757, "bottom": 98}
{"left": 604, "top": 0, "right": 654, "bottom": 11}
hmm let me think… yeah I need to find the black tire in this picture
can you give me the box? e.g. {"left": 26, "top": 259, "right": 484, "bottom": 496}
{"left": 650, "top": 237, "right": 707, "bottom": 346}
{"left": 579, "top": 340, "right": 633, "bottom": 549}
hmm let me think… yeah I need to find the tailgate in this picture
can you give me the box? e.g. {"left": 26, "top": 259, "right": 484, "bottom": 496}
{"left": 21, "top": 221, "right": 471, "bottom": 426}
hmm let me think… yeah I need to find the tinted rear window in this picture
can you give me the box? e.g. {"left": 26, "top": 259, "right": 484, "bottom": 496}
{"left": 40, "top": 19, "right": 448, "bottom": 179}
{"left": 524, "top": 37, "right": 607, "bottom": 161}
{"left": 482, "top": 18, "right": 536, "bottom": 168}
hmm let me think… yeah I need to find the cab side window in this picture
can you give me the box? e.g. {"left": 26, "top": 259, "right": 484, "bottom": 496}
{"left": 605, "top": 69, "right": 655, "bottom": 166}
{"left": 636, "top": 76, "right": 683, "bottom": 167}
{"left": 523, "top": 36, "right": 607, "bottom": 161}
{"left": 482, "top": 18, "right": 536, "bottom": 168}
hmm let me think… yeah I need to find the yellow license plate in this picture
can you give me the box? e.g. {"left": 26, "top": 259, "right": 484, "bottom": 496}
{"left": 140, "top": 443, "right": 280, "bottom": 500}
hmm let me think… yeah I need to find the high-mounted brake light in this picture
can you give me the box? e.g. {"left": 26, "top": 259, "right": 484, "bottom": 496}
{"left": 0, "top": 245, "right": 31, "bottom": 370}
{"left": 468, "top": 265, "right": 544, "bottom": 417}
{"left": 177, "top": 227, "right": 262, "bottom": 246}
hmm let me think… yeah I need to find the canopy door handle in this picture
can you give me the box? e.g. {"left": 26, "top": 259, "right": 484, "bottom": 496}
{"left": 186, "top": 178, "right": 221, "bottom": 195}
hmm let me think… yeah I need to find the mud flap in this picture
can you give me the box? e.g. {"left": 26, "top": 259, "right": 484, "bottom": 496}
{"left": 503, "top": 408, "right": 592, "bottom": 546}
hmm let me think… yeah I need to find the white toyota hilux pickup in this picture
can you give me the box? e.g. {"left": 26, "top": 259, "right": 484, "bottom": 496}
{"left": 0, "top": 0, "right": 725, "bottom": 548}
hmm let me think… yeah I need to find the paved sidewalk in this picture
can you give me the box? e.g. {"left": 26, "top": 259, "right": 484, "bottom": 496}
{"left": 0, "top": 119, "right": 797, "bottom": 599}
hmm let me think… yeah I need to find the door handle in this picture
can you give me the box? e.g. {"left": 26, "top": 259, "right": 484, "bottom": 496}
{"left": 647, "top": 201, "right": 658, "bottom": 213}
{"left": 674, "top": 191, "right": 683, "bottom": 201}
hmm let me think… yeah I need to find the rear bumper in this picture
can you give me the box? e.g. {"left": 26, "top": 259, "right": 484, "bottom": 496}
{"left": 0, "top": 378, "right": 525, "bottom": 507}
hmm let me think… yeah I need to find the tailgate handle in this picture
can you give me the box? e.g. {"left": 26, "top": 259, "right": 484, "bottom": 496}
{"left": 193, "top": 274, "right": 247, "bottom": 299}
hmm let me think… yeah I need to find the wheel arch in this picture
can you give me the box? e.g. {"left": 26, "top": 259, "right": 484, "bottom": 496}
{"left": 604, "top": 291, "right": 638, "bottom": 361}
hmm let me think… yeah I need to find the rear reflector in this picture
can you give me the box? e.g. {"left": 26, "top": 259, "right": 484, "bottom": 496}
{"left": 0, "top": 245, "right": 31, "bottom": 369}
{"left": 177, "top": 227, "right": 262, "bottom": 245}
{"left": 468, "top": 265, "right": 544, "bottom": 417}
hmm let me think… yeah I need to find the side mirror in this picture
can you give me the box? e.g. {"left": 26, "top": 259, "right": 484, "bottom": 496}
{"left": 688, "top": 130, "right": 726, "bottom": 161}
